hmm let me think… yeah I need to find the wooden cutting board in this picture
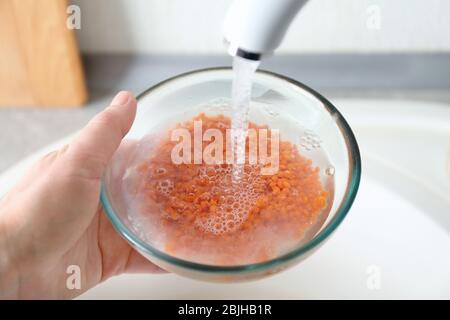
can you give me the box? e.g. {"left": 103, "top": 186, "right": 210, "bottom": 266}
{"left": 0, "top": 0, "right": 87, "bottom": 107}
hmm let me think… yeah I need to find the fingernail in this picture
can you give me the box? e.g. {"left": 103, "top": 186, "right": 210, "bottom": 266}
{"left": 111, "top": 91, "right": 131, "bottom": 106}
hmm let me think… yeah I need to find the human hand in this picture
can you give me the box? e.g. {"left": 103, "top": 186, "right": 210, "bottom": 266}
{"left": 0, "top": 91, "right": 164, "bottom": 299}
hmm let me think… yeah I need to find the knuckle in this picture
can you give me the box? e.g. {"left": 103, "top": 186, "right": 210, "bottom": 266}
{"left": 94, "top": 109, "right": 117, "bottom": 127}
{"left": 63, "top": 150, "right": 106, "bottom": 181}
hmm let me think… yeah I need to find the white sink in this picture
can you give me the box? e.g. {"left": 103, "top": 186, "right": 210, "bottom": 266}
{"left": 1, "top": 99, "right": 449, "bottom": 299}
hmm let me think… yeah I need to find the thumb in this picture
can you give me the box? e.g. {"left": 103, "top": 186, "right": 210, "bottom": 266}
{"left": 65, "top": 91, "right": 137, "bottom": 180}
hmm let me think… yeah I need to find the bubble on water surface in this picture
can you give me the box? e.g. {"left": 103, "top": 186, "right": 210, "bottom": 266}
{"left": 195, "top": 164, "right": 263, "bottom": 235}
{"left": 264, "top": 106, "right": 280, "bottom": 117}
{"left": 325, "top": 166, "right": 335, "bottom": 176}
{"left": 300, "top": 130, "right": 321, "bottom": 151}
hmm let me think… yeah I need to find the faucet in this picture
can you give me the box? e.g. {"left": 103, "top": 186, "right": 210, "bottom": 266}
{"left": 223, "top": 0, "right": 309, "bottom": 61}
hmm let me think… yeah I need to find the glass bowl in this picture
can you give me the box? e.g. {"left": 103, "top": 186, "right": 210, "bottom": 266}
{"left": 100, "top": 67, "right": 361, "bottom": 282}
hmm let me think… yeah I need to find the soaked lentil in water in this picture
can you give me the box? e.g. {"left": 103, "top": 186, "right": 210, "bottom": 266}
{"left": 125, "top": 113, "right": 329, "bottom": 266}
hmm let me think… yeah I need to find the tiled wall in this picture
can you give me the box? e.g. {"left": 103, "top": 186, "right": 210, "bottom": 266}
{"left": 72, "top": 0, "right": 450, "bottom": 54}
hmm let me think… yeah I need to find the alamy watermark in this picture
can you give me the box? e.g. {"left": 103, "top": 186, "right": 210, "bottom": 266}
{"left": 66, "top": 264, "right": 81, "bottom": 290}
{"left": 170, "top": 120, "right": 280, "bottom": 175}
{"left": 66, "top": 5, "right": 81, "bottom": 30}
{"left": 366, "top": 4, "right": 381, "bottom": 30}
{"left": 366, "top": 265, "right": 381, "bottom": 290}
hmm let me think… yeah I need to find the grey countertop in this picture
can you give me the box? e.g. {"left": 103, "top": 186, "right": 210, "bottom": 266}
{"left": 1, "top": 54, "right": 449, "bottom": 173}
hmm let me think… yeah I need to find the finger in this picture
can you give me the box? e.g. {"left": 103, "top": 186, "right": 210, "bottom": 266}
{"left": 66, "top": 91, "right": 137, "bottom": 180}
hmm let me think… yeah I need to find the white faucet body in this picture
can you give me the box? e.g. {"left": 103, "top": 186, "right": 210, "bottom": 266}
{"left": 223, "top": 0, "right": 309, "bottom": 60}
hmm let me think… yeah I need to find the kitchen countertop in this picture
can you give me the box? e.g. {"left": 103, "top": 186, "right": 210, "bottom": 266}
{"left": 1, "top": 54, "right": 449, "bottom": 173}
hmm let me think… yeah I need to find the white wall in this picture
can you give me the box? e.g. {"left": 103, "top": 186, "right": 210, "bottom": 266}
{"left": 73, "top": 0, "right": 450, "bottom": 54}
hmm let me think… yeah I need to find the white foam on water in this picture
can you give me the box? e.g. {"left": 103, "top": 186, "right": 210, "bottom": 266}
{"left": 195, "top": 164, "right": 262, "bottom": 235}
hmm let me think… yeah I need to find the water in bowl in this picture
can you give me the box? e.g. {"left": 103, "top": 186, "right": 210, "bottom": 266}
{"left": 120, "top": 113, "right": 334, "bottom": 265}
{"left": 117, "top": 58, "right": 335, "bottom": 266}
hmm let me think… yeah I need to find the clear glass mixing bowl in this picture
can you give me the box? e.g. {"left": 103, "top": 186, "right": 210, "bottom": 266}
{"left": 100, "top": 68, "right": 361, "bottom": 282}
